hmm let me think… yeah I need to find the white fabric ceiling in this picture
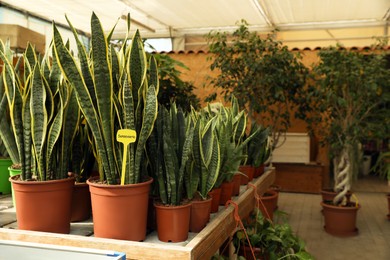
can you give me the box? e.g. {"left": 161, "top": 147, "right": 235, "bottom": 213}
{"left": 1, "top": 0, "right": 389, "bottom": 50}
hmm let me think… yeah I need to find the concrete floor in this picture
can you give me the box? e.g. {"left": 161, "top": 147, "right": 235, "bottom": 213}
{"left": 277, "top": 175, "right": 390, "bottom": 260}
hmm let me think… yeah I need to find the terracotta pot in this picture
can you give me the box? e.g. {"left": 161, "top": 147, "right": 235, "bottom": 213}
{"left": 154, "top": 202, "right": 191, "bottom": 242}
{"left": 219, "top": 180, "right": 234, "bottom": 205}
{"left": 208, "top": 187, "right": 221, "bottom": 213}
{"left": 232, "top": 173, "right": 241, "bottom": 196}
{"left": 87, "top": 177, "right": 153, "bottom": 241}
{"left": 387, "top": 194, "right": 390, "bottom": 220}
{"left": 321, "top": 189, "right": 352, "bottom": 203}
{"left": 269, "top": 184, "right": 281, "bottom": 211}
{"left": 70, "top": 182, "right": 91, "bottom": 222}
{"left": 8, "top": 167, "right": 21, "bottom": 209}
{"left": 10, "top": 175, "right": 74, "bottom": 234}
{"left": 253, "top": 164, "right": 265, "bottom": 178}
{"left": 0, "top": 158, "right": 12, "bottom": 195}
{"left": 189, "top": 196, "right": 212, "bottom": 232}
{"left": 239, "top": 165, "right": 255, "bottom": 185}
{"left": 321, "top": 201, "right": 361, "bottom": 237}
{"left": 147, "top": 196, "right": 158, "bottom": 232}
{"left": 257, "top": 189, "right": 278, "bottom": 220}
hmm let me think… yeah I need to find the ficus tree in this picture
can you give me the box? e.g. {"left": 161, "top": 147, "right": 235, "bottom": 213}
{"left": 205, "top": 20, "right": 308, "bottom": 149}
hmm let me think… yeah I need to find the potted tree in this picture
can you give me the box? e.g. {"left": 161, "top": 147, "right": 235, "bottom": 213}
{"left": 206, "top": 20, "right": 308, "bottom": 152}
{"left": 302, "top": 45, "right": 390, "bottom": 235}
{"left": 0, "top": 42, "right": 78, "bottom": 234}
{"left": 53, "top": 13, "right": 158, "bottom": 241}
{"left": 148, "top": 104, "right": 194, "bottom": 242}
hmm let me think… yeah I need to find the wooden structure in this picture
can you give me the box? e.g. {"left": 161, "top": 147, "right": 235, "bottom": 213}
{"left": 0, "top": 24, "right": 45, "bottom": 54}
{"left": 0, "top": 169, "right": 275, "bottom": 259}
{"left": 273, "top": 163, "right": 325, "bottom": 193}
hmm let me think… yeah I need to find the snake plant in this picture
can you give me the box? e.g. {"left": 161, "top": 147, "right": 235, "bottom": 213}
{"left": 243, "top": 123, "right": 271, "bottom": 167}
{"left": 148, "top": 103, "right": 194, "bottom": 205}
{"left": 53, "top": 13, "right": 158, "bottom": 184}
{"left": 208, "top": 97, "right": 261, "bottom": 187}
{"left": 187, "top": 109, "right": 221, "bottom": 200}
{"left": 0, "top": 41, "right": 79, "bottom": 181}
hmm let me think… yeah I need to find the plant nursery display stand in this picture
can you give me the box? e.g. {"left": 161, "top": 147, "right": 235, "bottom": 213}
{"left": 0, "top": 169, "right": 275, "bottom": 259}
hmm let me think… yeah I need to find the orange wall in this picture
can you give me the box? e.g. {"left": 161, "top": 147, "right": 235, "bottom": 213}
{"left": 167, "top": 50, "right": 331, "bottom": 185}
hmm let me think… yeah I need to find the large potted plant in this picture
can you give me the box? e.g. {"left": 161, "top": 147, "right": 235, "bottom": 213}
{"left": 53, "top": 13, "right": 158, "bottom": 241}
{"left": 148, "top": 104, "right": 194, "bottom": 242}
{"left": 302, "top": 45, "right": 390, "bottom": 236}
{"left": 0, "top": 41, "right": 78, "bottom": 234}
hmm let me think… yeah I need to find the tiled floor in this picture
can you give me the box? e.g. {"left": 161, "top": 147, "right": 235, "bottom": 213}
{"left": 277, "top": 175, "right": 390, "bottom": 260}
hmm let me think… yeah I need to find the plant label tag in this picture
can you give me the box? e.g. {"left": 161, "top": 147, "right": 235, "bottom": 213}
{"left": 116, "top": 129, "right": 136, "bottom": 145}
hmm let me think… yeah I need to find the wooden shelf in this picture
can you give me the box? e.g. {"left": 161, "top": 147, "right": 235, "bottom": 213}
{"left": 0, "top": 168, "right": 275, "bottom": 259}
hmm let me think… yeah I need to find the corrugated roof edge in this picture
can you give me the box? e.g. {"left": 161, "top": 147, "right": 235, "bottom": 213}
{"left": 151, "top": 46, "right": 390, "bottom": 54}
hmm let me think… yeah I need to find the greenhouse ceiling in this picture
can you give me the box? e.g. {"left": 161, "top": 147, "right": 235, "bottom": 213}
{"left": 0, "top": 0, "right": 389, "bottom": 50}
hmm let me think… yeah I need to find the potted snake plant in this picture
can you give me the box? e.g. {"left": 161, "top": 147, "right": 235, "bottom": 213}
{"left": 0, "top": 43, "right": 22, "bottom": 201}
{"left": 0, "top": 41, "right": 78, "bottom": 234}
{"left": 148, "top": 103, "right": 194, "bottom": 242}
{"left": 185, "top": 108, "right": 221, "bottom": 231}
{"left": 53, "top": 13, "right": 158, "bottom": 241}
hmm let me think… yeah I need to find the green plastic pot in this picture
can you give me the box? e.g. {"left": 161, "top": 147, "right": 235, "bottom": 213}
{"left": 0, "top": 158, "right": 13, "bottom": 195}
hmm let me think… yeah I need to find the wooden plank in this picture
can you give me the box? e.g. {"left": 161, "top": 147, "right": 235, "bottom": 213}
{"left": 188, "top": 168, "right": 275, "bottom": 259}
{"left": 0, "top": 228, "right": 192, "bottom": 259}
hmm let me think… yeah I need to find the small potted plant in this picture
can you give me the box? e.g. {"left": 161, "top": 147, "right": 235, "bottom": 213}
{"left": 185, "top": 108, "right": 221, "bottom": 232}
{"left": 148, "top": 104, "right": 194, "bottom": 242}
{"left": 233, "top": 208, "right": 314, "bottom": 260}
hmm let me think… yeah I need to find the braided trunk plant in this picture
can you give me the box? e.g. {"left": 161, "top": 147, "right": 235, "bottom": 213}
{"left": 303, "top": 45, "right": 390, "bottom": 205}
{"left": 53, "top": 13, "right": 158, "bottom": 185}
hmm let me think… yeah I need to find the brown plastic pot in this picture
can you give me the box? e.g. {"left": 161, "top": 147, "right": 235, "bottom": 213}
{"left": 154, "top": 202, "right": 191, "bottom": 242}
{"left": 70, "top": 182, "right": 91, "bottom": 222}
{"left": 232, "top": 173, "right": 241, "bottom": 196}
{"left": 87, "top": 177, "right": 153, "bottom": 241}
{"left": 321, "top": 201, "right": 361, "bottom": 237}
{"left": 208, "top": 187, "right": 221, "bottom": 213}
{"left": 219, "top": 180, "right": 234, "bottom": 205}
{"left": 239, "top": 165, "right": 255, "bottom": 185}
{"left": 10, "top": 175, "right": 74, "bottom": 234}
{"left": 321, "top": 188, "right": 352, "bottom": 203}
{"left": 253, "top": 164, "right": 265, "bottom": 178}
{"left": 189, "top": 196, "right": 212, "bottom": 233}
{"left": 257, "top": 189, "right": 278, "bottom": 220}
{"left": 387, "top": 194, "right": 390, "bottom": 220}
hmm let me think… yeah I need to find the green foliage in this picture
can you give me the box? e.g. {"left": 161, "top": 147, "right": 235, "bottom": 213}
{"left": 299, "top": 45, "right": 390, "bottom": 204}
{"left": 0, "top": 41, "right": 20, "bottom": 164}
{"left": 147, "top": 51, "right": 201, "bottom": 112}
{"left": 303, "top": 46, "right": 390, "bottom": 158}
{"left": 148, "top": 103, "right": 194, "bottom": 205}
{"left": 206, "top": 20, "right": 308, "bottom": 148}
{"left": 242, "top": 123, "right": 271, "bottom": 167}
{"left": 234, "top": 209, "right": 314, "bottom": 260}
{"left": 187, "top": 108, "right": 221, "bottom": 200}
{"left": 53, "top": 13, "right": 158, "bottom": 184}
{"left": 0, "top": 41, "right": 79, "bottom": 181}
{"left": 205, "top": 96, "right": 260, "bottom": 187}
